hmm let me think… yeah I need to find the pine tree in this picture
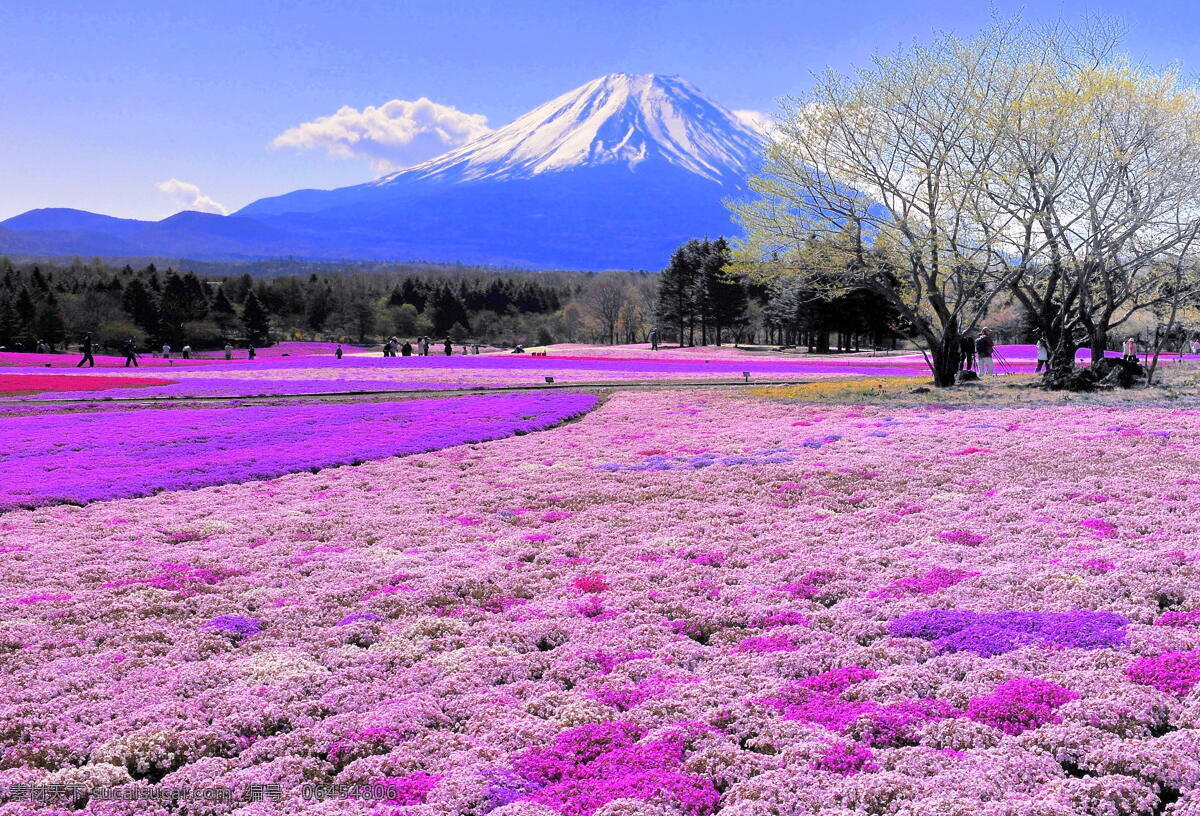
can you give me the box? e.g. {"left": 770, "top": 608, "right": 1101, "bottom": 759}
{"left": 210, "top": 286, "right": 238, "bottom": 332}
{"left": 211, "top": 286, "right": 236, "bottom": 317}
{"left": 0, "top": 296, "right": 18, "bottom": 348}
{"left": 399, "top": 277, "right": 427, "bottom": 312}
{"left": 158, "top": 272, "right": 191, "bottom": 346}
{"left": 241, "top": 290, "right": 271, "bottom": 345}
{"left": 29, "top": 266, "right": 49, "bottom": 295}
{"left": 305, "top": 285, "right": 331, "bottom": 332}
{"left": 181, "top": 272, "right": 209, "bottom": 320}
{"left": 121, "top": 279, "right": 160, "bottom": 335}
{"left": 427, "top": 286, "right": 470, "bottom": 335}
{"left": 36, "top": 291, "right": 66, "bottom": 349}
{"left": 702, "top": 238, "right": 748, "bottom": 345}
{"left": 12, "top": 288, "right": 37, "bottom": 348}
{"left": 656, "top": 240, "right": 702, "bottom": 347}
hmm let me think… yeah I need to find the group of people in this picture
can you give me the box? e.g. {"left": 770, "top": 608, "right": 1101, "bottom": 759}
{"left": 960, "top": 328, "right": 999, "bottom": 376}
{"left": 962, "top": 330, "right": 1200, "bottom": 376}
{"left": 380, "top": 336, "right": 413, "bottom": 357}
{"left": 73, "top": 336, "right": 255, "bottom": 367}
{"left": 963, "top": 328, "right": 1051, "bottom": 375}
{"left": 345, "top": 336, "right": 484, "bottom": 360}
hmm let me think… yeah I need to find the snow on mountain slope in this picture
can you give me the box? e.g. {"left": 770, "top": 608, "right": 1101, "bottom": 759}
{"left": 374, "top": 73, "right": 764, "bottom": 186}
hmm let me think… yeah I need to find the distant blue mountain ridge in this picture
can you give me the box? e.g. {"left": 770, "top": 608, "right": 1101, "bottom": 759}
{"left": 1, "top": 74, "right": 766, "bottom": 270}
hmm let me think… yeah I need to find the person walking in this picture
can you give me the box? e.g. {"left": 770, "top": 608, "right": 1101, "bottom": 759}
{"left": 335, "top": 344, "right": 344, "bottom": 360}
{"left": 1123, "top": 337, "right": 1138, "bottom": 362}
{"left": 1192, "top": 337, "right": 1200, "bottom": 356}
{"left": 121, "top": 337, "right": 139, "bottom": 368}
{"left": 472, "top": 343, "right": 479, "bottom": 355}
{"left": 975, "top": 329, "right": 995, "bottom": 377}
{"left": 1035, "top": 335, "right": 1051, "bottom": 373}
{"left": 223, "top": 342, "right": 233, "bottom": 360}
{"left": 182, "top": 344, "right": 192, "bottom": 360}
{"left": 76, "top": 333, "right": 95, "bottom": 368}
{"left": 649, "top": 327, "right": 659, "bottom": 351}
{"left": 443, "top": 337, "right": 453, "bottom": 356}
{"left": 419, "top": 336, "right": 429, "bottom": 356}
{"left": 401, "top": 340, "right": 412, "bottom": 356}
{"left": 162, "top": 343, "right": 171, "bottom": 360}
{"left": 247, "top": 345, "right": 256, "bottom": 361}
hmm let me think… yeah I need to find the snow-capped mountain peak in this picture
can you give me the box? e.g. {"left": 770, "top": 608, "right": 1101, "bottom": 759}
{"left": 375, "top": 73, "right": 764, "bottom": 186}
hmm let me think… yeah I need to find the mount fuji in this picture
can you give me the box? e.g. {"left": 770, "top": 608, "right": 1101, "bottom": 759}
{"left": 1, "top": 74, "right": 766, "bottom": 270}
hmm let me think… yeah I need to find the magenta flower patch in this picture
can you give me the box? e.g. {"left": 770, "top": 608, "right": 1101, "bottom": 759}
{"left": 870, "top": 566, "right": 979, "bottom": 598}
{"left": 511, "top": 722, "right": 719, "bottom": 816}
{"left": 1080, "top": 518, "right": 1119, "bottom": 538}
{"left": 1127, "top": 650, "right": 1200, "bottom": 695}
{"left": 966, "top": 678, "right": 1078, "bottom": 735}
{"left": 813, "top": 743, "right": 878, "bottom": 776}
{"left": 372, "top": 771, "right": 442, "bottom": 805}
{"left": 937, "top": 531, "right": 986, "bottom": 546}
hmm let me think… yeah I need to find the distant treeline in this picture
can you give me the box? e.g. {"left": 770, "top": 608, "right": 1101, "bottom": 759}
{"left": 0, "top": 250, "right": 904, "bottom": 352}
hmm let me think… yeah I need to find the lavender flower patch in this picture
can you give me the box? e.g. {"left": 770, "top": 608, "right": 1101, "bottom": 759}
{"left": 0, "top": 392, "right": 597, "bottom": 510}
{"left": 594, "top": 436, "right": 841, "bottom": 472}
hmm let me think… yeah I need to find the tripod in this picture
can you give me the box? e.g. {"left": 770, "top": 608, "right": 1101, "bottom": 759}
{"left": 991, "top": 349, "right": 1013, "bottom": 375}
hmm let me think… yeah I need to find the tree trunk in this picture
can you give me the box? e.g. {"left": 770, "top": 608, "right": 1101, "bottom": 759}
{"left": 1049, "top": 336, "right": 1078, "bottom": 372}
{"left": 931, "top": 332, "right": 962, "bottom": 387}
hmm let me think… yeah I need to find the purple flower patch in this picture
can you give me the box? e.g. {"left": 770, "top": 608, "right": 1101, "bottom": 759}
{"left": 204, "top": 614, "right": 262, "bottom": 639}
{"left": 888, "top": 609, "right": 1128, "bottom": 655}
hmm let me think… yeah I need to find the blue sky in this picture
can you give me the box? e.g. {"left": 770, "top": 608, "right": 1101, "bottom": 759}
{"left": 3, "top": 0, "right": 1199, "bottom": 221}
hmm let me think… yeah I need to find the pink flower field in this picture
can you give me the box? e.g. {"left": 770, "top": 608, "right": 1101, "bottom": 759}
{"left": 0, "top": 348, "right": 941, "bottom": 402}
{"left": 5, "top": 383, "right": 1200, "bottom": 815}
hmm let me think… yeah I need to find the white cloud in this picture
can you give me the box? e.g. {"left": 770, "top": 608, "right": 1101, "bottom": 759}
{"left": 733, "top": 109, "right": 776, "bottom": 137}
{"left": 156, "top": 178, "right": 228, "bottom": 215}
{"left": 271, "top": 98, "right": 493, "bottom": 174}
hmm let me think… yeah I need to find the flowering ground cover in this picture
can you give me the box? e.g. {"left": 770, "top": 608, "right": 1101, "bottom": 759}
{"left": 3, "top": 376, "right": 456, "bottom": 400}
{"left": 0, "top": 392, "right": 596, "bottom": 510}
{"left": 4, "top": 389, "right": 1200, "bottom": 814}
{"left": 0, "top": 352, "right": 225, "bottom": 369}
{"left": 0, "top": 373, "right": 177, "bottom": 397}
{"left": 0, "top": 353, "right": 933, "bottom": 401}
{"left": 0, "top": 343, "right": 374, "bottom": 369}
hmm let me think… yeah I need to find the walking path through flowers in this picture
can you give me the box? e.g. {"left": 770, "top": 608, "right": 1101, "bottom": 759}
{"left": 5, "top": 349, "right": 1200, "bottom": 815}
